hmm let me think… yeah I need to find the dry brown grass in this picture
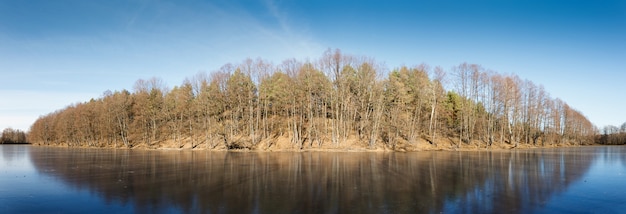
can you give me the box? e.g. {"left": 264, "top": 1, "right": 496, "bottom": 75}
{"left": 39, "top": 135, "right": 595, "bottom": 152}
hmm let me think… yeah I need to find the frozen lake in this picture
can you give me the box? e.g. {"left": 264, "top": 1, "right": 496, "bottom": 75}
{"left": 1, "top": 145, "right": 625, "bottom": 213}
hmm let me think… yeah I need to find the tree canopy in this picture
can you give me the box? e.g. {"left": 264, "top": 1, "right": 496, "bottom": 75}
{"left": 1, "top": 128, "right": 28, "bottom": 144}
{"left": 27, "top": 49, "right": 597, "bottom": 150}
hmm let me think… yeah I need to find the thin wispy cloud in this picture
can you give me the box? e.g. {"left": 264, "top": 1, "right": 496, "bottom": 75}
{"left": 0, "top": 0, "right": 624, "bottom": 131}
{"left": 0, "top": 1, "right": 326, "bottom": 130}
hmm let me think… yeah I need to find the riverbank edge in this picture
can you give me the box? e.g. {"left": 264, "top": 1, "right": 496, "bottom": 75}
{"left": 30, "top": 140, "right": 600, "bottom": 152}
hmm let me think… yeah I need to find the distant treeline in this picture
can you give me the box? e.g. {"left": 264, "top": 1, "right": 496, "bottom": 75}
{"left": 27, "top": 49, "right": 596, "bottom": 149}
{"left": 1, "top": 128, "right": 28, "bottom": 144}
{"left": 597, "top": 123, "right": 626, "bottom": 145}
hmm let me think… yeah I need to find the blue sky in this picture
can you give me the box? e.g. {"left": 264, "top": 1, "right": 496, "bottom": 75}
{"left": 1, "top": 0, "right": 625, "bottom": 131}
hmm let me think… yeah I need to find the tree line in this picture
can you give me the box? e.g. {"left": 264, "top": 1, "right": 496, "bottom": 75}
{"left": 27, "top": 49, "right": 597, "bottom": 149}
{"left": 597, "top": 122, "right": 626, "bottom": 145}
{"left": 1, "top": 128, "right": 28, "bottom": 144}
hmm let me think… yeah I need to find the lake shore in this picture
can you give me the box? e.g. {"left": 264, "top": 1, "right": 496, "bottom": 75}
{"left": 31, "top": 137, "right": 598, "bottom": 152}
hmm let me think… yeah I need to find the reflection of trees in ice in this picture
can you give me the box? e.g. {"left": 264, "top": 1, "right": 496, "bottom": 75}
{"left": 29, "top": 147, "right": 601, "bottom": 213}
{"left": 595, "top": 146, "right": 626, "bottom": 167}
{"left": 0, "top": 145, "right": 28, "bottom": 165}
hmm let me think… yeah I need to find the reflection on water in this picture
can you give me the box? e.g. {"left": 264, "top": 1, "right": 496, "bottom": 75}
{"left": 2, "top": 146, "right": 626, "bottom": 213}
{"left": 1, "top": 144, "right": 28, "bottom": 166}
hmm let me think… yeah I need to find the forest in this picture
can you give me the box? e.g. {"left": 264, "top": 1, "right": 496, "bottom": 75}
{"left": 1, "top": 128, "right": 28, "bottom": 144}
{"left": 27, "top": 49, "right": 597, "bottom": 150}
{"left": 598, "top": 123, "right": 626, "bottom": 145}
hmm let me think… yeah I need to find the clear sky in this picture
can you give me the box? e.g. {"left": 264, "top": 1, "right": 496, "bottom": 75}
{"left": 1, "top": 0, "right": 625, "bottom": 131}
